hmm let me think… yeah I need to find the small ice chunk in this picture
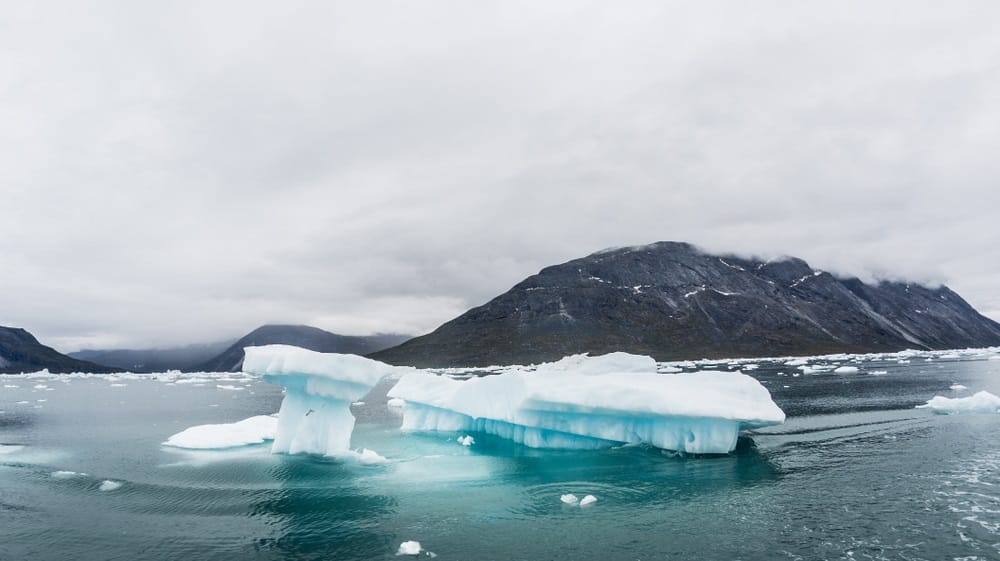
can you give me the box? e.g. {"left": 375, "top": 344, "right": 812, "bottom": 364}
{"left": 869, "top": 370, "right": 888, "bottom": 376}
{"left": 16, "top": 401, "right": 30, "bottom": 405}
{"left": 560, "top": 493, "right": 579, "bottom": 505}
{"left": 354, "top": 448, "right": 388, "bottom": 465}
{"left": 33, "top": 384, "right": 48, "bottom": 389}
{"left": 917, "top": 391, "right": 1000, "bottom": 414}
{"left": 396, "top": 541, "right": 422, "bottom": 556}
{"left": 163, "top": 415, "right": 278, "bottom": 449}
{"left": 110, "top": 383, "right": 127, "bottom": 387}
{"left": 785, "top": 359, "right": 808, "bottom": 366}
{"left": 950, "top": 384, "right": 968, "bottom": 391}
{"left": 579, "top": 495, "right": 598, "bottom": 506}
{"left": 387, "top": 397, "right": 406, "bottom": 408}
{"left": 833, "top": 366, "right": 859, "bottom": 374}
{"left": 52, "top": 470, "right": 84, "bottom": 479}
{"left": 0, "top": 444, "right": 24, "bottom": 455}
{"left": 4, "top": 384, "right": 20, "bottom": 388}
{"left": 457, "top": 435, "right": 475, "bottom": 446}
{"left": 99, "top": 480, "right": 123, "bottom": 491}
{"left": 216, "top": 384, "right": 244, "bottom": 391}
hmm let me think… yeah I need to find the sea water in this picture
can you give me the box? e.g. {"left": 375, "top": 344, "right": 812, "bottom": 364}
{"left": 1, "top": 351, "right": 999, "bottom": 560}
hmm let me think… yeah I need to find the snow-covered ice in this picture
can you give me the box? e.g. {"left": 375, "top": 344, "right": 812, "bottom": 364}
{"left": 457, "top": 435, "right": 475, "bottom": 446}
{"left": 833, "top": 366, "right": 859, "bottom": 374}
{"left": 389, "top": 352, "right": 785, "bottom": 454}
{"left": 917, "top": 391, "right": 1000, "bottom": 414}
{"left": 163, "top": 415, "right": 278, "bottom": 449}
{"left": 580, "top": 495, "right": 598, "bottom": 506}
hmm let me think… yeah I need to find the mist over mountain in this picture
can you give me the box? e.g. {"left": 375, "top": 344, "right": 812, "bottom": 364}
{"left": 196, "top": 325, "right": 411, "bottom": 372}
{"left": 70, "top": 340, "right": 235, "bottom": 373}
{"left": 370, "top": 242, "right": 1000, "bottom": 367}
{"left": 1, "top": 326, "right": 119, "bottom": 374}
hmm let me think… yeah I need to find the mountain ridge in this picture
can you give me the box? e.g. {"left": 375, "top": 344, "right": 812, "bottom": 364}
{"left": 1, "top": 326, "right": 120, "bottom": 374}
{"left": 369, "top": 241, "right": 1000, "bottom": 367}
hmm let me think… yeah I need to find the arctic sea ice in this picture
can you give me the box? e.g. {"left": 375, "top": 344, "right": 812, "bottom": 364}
{"left": 240, "top": 345, "right": 784, "bottom": 456}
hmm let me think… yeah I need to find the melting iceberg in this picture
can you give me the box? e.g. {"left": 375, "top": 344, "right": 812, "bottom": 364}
{"left": 163, "top": 415, "right": 279, "bottom": 449}
{"left": 245, "top": 347, "right": 784, "bottom": 456}
{"left": 388, "top": 352, "right": 785, "bottom": 454}
{"left": 242, "top": 345, "right": 411, "bottom": 456}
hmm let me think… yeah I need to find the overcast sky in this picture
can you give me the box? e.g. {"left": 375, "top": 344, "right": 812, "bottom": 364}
{"left": 3, "top": 2, "right": 999, "bottom": 352}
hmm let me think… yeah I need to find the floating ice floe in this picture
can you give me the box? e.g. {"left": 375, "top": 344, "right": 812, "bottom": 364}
{"left": 163, "top": 415, "right": 278, "bottom": 449}
{"left": 917, "top": 391, "right": 1000, "bottom": 414}
{"left": 833, "top": 366, "right": 859, "bottom": 374}
{"left": 99, "top": 480, "right": 122, "bottom": 491}
{"left": 457, "top": 435, "right": 475, "bottom": 446}
{"left": 950, "top": 384, "right": 969, "bottom": 391}
{"left": 52, "top": 470, "right": 85, "bottom": 479}
{"left": 560, "top": 493, "right": 579, "bottom": 505}
{"left": 389, "top": 352, "right": 785, "bottom": 454}
{"left": 396, "top": 541, "right": 423, "bottom": 556}
{"left": 580, "top": 494, "right": 598, "bottom": 506}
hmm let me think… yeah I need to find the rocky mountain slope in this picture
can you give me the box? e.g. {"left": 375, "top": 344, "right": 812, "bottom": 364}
{"left": 370, "top": 242, "right": 1000, "bottom": 367}
{"left": 0, "top": 326, "right": 119, "bottom": 374}
{"left": 70, "top": 340, "right": 234, "bottom": 373}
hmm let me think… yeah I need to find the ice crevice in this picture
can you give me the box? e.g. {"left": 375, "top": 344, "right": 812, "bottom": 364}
{"left": 242, "top": 346, "right": 785, "bottom": 456}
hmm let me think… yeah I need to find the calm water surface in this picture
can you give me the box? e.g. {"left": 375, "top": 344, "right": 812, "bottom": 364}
{"left": 2, "top": 349, "right": 999, "bottom": 560}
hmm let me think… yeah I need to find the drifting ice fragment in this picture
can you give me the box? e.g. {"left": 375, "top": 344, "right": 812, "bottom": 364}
{"left": 396, "top": 541, "right": 423, "bottom": 556}
{"left": 580, "top": 495, "right": 598, "bottom": 506}
{"left": 950, "top": 384, "right": 968, "bottom": 391}
{"left": 457, "top": 435, "right": 475, "bottom": 446}
{"left": 917, "top": 391, "right": 1000, "bottom": 414}
{"left": 389, "top": 352, "right": 785, "bottom": 454}
{"left": 99, "top": 480, "right": 123, "bottom": 491}
{"left": 833, "top": 366, "right": 859, "bottom": 374}
{"left": 560, "top": 494, "right": 579, "bottom": 505}
{"left": 163, "top": 415, "right": 278, "bottom": 449}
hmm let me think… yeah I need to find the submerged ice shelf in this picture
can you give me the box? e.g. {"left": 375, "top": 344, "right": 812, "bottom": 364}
{"left": 242, "top": 346, "right": 785, "bottom": 456}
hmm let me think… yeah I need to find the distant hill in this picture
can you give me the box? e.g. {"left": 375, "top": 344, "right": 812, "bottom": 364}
{"left": 70, "top": 340, "right": 234, "bottom": 373}
{"left": 370, "top": 241, "right": 1000, "bottom": 367}
{"left": 196, "top": 325, "right": 411, "bottom": 372}
{"left": 0, "top": 326, "right": 119, "bottom": 374}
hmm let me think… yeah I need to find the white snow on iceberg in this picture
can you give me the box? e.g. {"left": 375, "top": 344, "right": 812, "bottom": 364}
{"left": 388, "top": 352, "right": 785, "bottom": 454}
{"left": 163, "top": 415, "right": 278, "bottom": 449}
{"left": 917, "top": 391, "right": 1000, "bottom": 414}
{"left": 242, "top": 345, "right": 412, "bottom": 456}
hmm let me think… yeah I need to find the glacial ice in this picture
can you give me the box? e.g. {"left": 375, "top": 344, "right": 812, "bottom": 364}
{"left": 560, "top": 493, "right": 579, "bottom": 505}
{"left": 580, "top": 494, "right": 598, "bottom": 506}
{"left": 396, "top": 541, "right": 423, "bottom": 556}
{"left": 917, "top": 391, "right": 1000, "bottom": 414}
{"left": 242, "top": 345, "right": 412, "bottom": 456}
{"left": 99, "top": 480, "right": 123, "bottom": 491}
{"left": 244, "top": 346, "right": 783, "bottom": 456}
{"left": 162, "top": 415, "right": 278, "bottom": 449}
{"left": 388, "top": 352, "right": 785, "bottom": 454}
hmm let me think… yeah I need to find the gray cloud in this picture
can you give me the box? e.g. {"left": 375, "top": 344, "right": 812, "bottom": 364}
{"left": 3, "top": 2, "right": 999, "bottom": 351}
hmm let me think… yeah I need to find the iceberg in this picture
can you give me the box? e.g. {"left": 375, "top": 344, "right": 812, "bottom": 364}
{"left": 388, "top": 352, "right": 785, "bottom": 454}
{"left": 917, "top": 391, "right": 1000, "bottom": 414}
{"left": 245, "top": 347, "right": 784, "bottom": 456}
{"left": 242, "top": 345, "right": 412, "bottom": 456}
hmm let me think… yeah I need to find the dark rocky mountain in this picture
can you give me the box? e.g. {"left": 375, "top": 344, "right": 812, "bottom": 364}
{"left": 197, "top": 325, "right": 411, "bottom": 372}
{"left": 0, "top": 326, "right": 119, "bottom": 374}
{"left": 70, "top": 340, "right": 234, "bottom": 373}
{"left": 370, "top": 242, "right": 1000, "bottom": 367}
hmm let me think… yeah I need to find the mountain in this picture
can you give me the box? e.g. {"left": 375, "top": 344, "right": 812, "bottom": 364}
{"left": 196, "top": 325, "right": 411, "bottom": 372}
{"left": 370, "top": 242, "right": 1000, "bottom": 367}
{"left": 0, "top": 326, "right": 119, "bottom": 374}
{"left": 69, "top": 340, "right": 234, "bottom": 373}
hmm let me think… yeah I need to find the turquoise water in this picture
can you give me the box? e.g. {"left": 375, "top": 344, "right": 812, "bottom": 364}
{"left": 2, "top": 351, "right": 999, "bottom": 560}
